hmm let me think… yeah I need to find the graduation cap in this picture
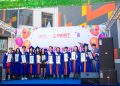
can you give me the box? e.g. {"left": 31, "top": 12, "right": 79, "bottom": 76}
{"left": 83, "top": 43, "right": 88, "bottom": 48}
{"left": 35, "top": 46, "right": 40, "bottom": 50}
{"left": 44, "top": 48, "right": 48, "bottom": 52}
{"left": 29, "top": 46, "right": 34, "bottom": 50}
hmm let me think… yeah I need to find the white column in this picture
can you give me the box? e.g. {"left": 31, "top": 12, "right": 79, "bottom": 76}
{"left": 8, "top": 37, "right": 15, "bottom": 50}
{"left": 117, "top": 19, "right": 120, "bottom": 48}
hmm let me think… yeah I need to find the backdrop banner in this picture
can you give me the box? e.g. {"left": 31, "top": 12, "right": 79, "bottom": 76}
{"left": 15, "top": 25, "right": 106, "bottom": 51}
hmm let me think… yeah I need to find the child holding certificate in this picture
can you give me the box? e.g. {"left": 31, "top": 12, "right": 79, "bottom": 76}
{"left": 55, "top": 47, "right": 63, "bottom": 79}
{"left": 20, "top": 46, "right": 29, "bottom": 80}
{"left": 13, "top": 48, "right": 21, "bottom": 79}
{"left": 40, "top": 48, "right": 47, "bottom": 79}
{"left": 35, "top": 46, "right": 41, "bottom": 79}
{"left": 70, "top": 46, "right": 80, "bottom": 79}
{"left": 46, "top": 46, "right": 56, "bottom": 79}
{"left": 28, "top": 46, "right": 36, "bottom": 79}
{"left": 3, "top": 47, "right": 14, "bottom": 80}
{"left": 81, "top": 44, "right": 93, "bottom": 72}
{"left": 63, "top": 47, "right": 71, "bottom": 79}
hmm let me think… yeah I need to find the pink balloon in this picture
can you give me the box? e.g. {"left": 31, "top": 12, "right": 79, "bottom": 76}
{"left": 99, "top": 33, "right": 106, "bottom": 38}
{"left": 15, "top": 37, "right": 23, "bottom": 47}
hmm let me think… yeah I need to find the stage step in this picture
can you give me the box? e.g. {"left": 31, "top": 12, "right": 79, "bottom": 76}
{"left": 0, "top": 79, "right": 80, "bottom": 84}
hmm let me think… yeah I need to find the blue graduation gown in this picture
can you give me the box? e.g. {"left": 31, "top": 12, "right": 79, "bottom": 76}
{"left": 13, "top": 52, "right": 21, "bottom": 76}
{"left": 19, "top": 52, "right": 29, "bottom": 75}
{"left": 28, "top": 53, "right": 36, "bottom": 75}
{"left": 46, "top": 51, "right": 56, "bottom": 75}
{"left": 3, "top": 52, "right": 14, "bottom": 75}
{"left": 71, "top": 51, "right": 81, "bottom": 73}
{"left": 62, "top": 52, "right": 71, "bottom": 75}
{"left": 80, "top": 50, "right": 92, "bottom": 72}
{"left": 55, "top": 52, "right": 64, "bottom": 75}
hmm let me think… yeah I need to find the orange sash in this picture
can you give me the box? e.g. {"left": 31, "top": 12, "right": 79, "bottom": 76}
{"left": 56, "top": 64, "right": 59, "bottom": 75}
{"left": 49, "top": 64, "right": 52, "bottom": 75}
{"left": 73, "top": 60, "right": 76, "bottom": 73}
{"left": 64, "top": 62, "right": 67, "bottom": 75}
{"left": 30, "top": 64, "right": 32, "bottom": 74}
{"left": 84, "top": 62, "right": 86, "bottom": 72}
{"left": 38, "top": 64, "right": 40, "bottom": 74}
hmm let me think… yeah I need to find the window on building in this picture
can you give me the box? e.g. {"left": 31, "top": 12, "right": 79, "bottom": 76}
{"left": 19, "top": 9, "right": 33, "bottom": 26}
{"left": 0, "top": 11, "right": 3, "bottom": 20}
{"left": 42, "top": 12, "right": 53, "bottom": 27}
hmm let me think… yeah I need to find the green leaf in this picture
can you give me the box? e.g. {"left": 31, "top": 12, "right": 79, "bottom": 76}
{"left": 0, "top": 0, "right": 119, "bottom": 9}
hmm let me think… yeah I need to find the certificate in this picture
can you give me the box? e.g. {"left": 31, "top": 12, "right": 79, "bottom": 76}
{"left": 30, "top": 55, "right": 34, "bottom": 64}
{"left": 56, "top": 55, "right": 61, "bottom": 64}
{"left": 64, "top": 53, "right": 68, "bottom": 62}
{"left": 7, "top": 54, "right": 12, "bottom": 63}
{"left": 36, "top": 55, "right": 41, "bottom": 63}
{"left": 88, "top": 52, "right": 93, "bottom": 59}
{"left": 22, "top": 55, "right": 26, "bottom": 63}
{"left": 42, "top": 55, "right": 46, "bottom": 61}
{"left": 15, "top": 54, "right": 19, "bottom": 62}
{"left": 71, "top": 52, "right": 76, "bottom": 60}
{"left": 81, "top": 53, "right": 86, "bottom": 62}
{"left": 48, "top": 55, "right": 53, "bottom": 64}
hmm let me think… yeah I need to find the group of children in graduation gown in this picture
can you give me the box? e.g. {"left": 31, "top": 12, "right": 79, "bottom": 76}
{"left": 3, "top": 44, "right": 99, "bottom": 80}
{"left": 80, "top": 43, "right": 99, "bottom": 72}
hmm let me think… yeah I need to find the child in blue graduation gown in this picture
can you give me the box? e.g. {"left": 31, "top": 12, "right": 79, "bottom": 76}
{"left": 28, "top": 46, "right": 36, "bottom": 79}
{"left": 13, "top": 48, "right": 21, "bottom": 79}
{"left": 81, "top": 44, "right": 93, "bottom": 72}
{"left": 40, "top": 48, "right": 47, "bottom": 79}
{"left": 63, "top": 47, "right": 71, "bottom": 79}
{"left": 35, "top": 46, "right": 41, "bottom": 79}
{"left": 91, "top": 44, "right": 99, "bottom": 72}
{"left": 55, "top": 47, "right": 63, "bottom": 79}
{"left": 3, "top": 47, "right": 14, "bottom": 80}
{"left": 70, "top": 46, "right": 80, "bottom": 79}
{"left": 20, "top": 46, "right": 29, "bottom": 80}
{"left": 46, "top": 46, "right": 56, "bottom": 79}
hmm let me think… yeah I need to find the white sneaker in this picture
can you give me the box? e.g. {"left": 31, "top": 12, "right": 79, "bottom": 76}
{"left": 2, "top": 78, "right": 6, "bottom": 80}
{"left": 24, "top": 77, "right": 27, "bottom": 80}
{"left": 21, "top": 77, "right": 24, "bottom": 80}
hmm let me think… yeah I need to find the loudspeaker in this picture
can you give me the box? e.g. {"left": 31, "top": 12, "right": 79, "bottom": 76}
{"left": 81, "top": 72, "right": 99, "bottom": 84}
{"left": 100, "top": 70, "right": 117, "bottom": 85}
{"left": 0, "top": 67, "right": 2, "bottom": 81}
{"left": 99, "top": 38, "right": 115, "bottom": 70}
{"left": 115, "top": 63, "right": 120, "bottom": 84}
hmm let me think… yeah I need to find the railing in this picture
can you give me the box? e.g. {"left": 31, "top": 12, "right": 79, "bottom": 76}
{"left": 104, "top": 4, "right": 120, "bottom": 37}
{"left": 0, "top": 20, "right": 16, "bottom": 37}
{"left": 106, "top": 4, "right": 120, "bottom": 30}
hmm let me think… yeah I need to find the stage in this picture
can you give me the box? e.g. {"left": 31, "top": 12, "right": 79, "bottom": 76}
{"left": 0, "top": 79, "right": 80, "bottom": 84}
